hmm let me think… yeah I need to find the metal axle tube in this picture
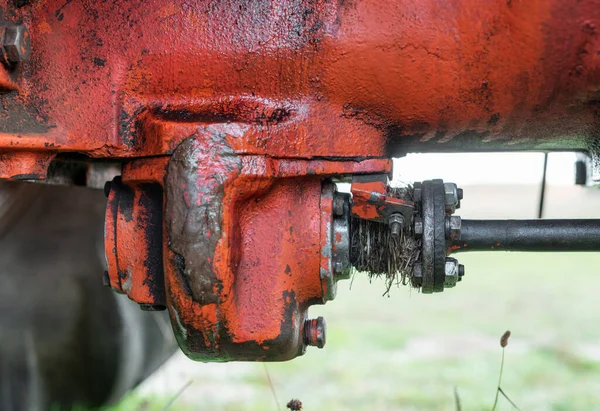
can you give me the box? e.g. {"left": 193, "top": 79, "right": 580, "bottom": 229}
{"left": 452, "top": 219, "right": 600, "bottom": 252}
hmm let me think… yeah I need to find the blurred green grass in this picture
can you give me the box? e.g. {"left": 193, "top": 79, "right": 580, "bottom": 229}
{"left": 106, "top": 251, "right": 600, "bottom": 411}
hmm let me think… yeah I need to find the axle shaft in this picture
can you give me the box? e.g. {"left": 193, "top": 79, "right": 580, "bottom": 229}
{"left": 452, "top": 219, "right": 600, "bottom": 252}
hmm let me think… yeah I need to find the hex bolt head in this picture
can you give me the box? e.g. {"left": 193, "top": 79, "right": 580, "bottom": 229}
{"left": 389, "top": 213, "right": 404, "bottom": 238}
{"left": 444, "top": 257, "right": 460, "bottom": 288}
{"left": 3, "top": 25, "right": 31, "bottom": 64}
{"left": 414, "top": 216, "right": 424, "bottom": 238}
{"left": 444, "top": 182, "right": 459, "bottom": 208}
{"left": 304, "top": 316, "right": 326, "bottom": 349}
{"left": 445, "top": 215, "right": 462, "bottom": 240}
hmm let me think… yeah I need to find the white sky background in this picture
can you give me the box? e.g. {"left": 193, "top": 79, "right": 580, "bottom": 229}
{"left": 393, "top": 152, "right": 578, "bottom": 186}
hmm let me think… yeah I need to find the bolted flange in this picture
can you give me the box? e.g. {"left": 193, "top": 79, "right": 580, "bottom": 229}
{"left": 412, "top": 180, "right": 464, "bottom": 293}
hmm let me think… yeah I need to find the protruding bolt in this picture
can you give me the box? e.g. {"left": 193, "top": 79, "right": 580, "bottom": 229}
{"left": 3, "top": 25, "right": 31, "bottom": 64}
{"left": 389, "top": 213, "right": 404, "bottom": 238}
{"left": 458, "top": 264, "right": 465, "bottom": 281}
{"left": 444, "top": 257, "right": 460, "bottom": 288}
{"left": 102, "top": 270, "right": 110, "bottom": 287}
{"left": 414, "top": 216, "right": 423, "bottom": 238}
{"left": 445, "top": 215, "right": 462, "bottom": 240}
{"left": 457, "top": 188, "right": 464, "bottom": 200}
{"left": 304, "top": 316, "right": 326, "bottom": 348}
{"left": 444, "top": 182, "right": 459, "bottom": 208}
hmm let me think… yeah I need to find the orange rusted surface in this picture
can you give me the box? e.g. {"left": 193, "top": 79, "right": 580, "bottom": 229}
{"left": 0, "top": 150, "right": 54, "bottom": 179}
{"left": 3, "top": 0, "right": 600, "bottom": 362}
{"left": 0, "top": 0, "right": 598, "bottom": 176}
{"left": 162, "top": 134, "right": 391, "bottom": 361}
{"left": 103, "top": 127, "right": 389, "bottom": 360}
{"left": 104, "top": 157, "right": 168, "bottom": 305}
{"left": 105, "top": 178, "right": 166, "bottom": 306}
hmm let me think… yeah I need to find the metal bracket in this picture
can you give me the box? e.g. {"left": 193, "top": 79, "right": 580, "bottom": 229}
{"left": 350, "top": 174, "right": 415, "bottom": 226}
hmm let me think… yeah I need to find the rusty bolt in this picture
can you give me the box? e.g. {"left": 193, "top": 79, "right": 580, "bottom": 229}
{"left": 445, "top": 215, "right": 462, "bottom": 240}
{"left": 444, "top": 257, "right": 460, "bottom": 288}
{"left": 2, "top": 25, "right": 30, "bottom": 64}
{"left": 389, "top": 213, "right": 404, "bottom": 238}
{"left": 414, "top": 216, "right": 423, "bottom": 238}
{"left": 304, "top": 316, "right": 326, "bottom": 349}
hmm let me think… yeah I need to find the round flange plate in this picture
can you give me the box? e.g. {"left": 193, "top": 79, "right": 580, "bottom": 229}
{"left": 420, "top": 179, "right": 446, "bottom": 293}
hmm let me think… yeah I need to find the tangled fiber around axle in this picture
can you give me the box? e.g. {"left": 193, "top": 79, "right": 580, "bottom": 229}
{"left": 349, "top": 186, "right": 421, "bottom": 296}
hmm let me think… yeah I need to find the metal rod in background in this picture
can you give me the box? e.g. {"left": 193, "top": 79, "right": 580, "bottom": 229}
{"left": 451, "top": 219, "right": 600, "bottom": 252}
{"left": 538, "top": 152, "right": 548, "bottom": 219}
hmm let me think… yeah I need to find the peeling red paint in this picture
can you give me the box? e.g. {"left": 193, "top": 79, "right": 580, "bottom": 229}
{"left": 104, "top": 129, "right": 389, "bottom": 361}
{"left": 0, "top": 0, "right": 598, "bottom": 178}
{"left": 2, "top": 0, "right": 600, "bottom": 363}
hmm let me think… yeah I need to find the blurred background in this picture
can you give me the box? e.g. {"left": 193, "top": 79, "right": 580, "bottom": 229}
{"left": 118, "top": 152, "right": 600, "bottom": 411}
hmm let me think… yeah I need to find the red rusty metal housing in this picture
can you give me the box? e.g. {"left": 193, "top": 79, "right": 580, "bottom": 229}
{"left": 1, "top": 0, "right": 600, "bottom": 361}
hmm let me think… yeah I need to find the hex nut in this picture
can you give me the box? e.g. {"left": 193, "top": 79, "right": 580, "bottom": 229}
{"left": 448, "top": 215, "right": 462, "bottom": 240}
{"left": 444, "top": 182, "right": 458, "bottom": 207}
{"left": 3, "top": 25, "right": 31, "bottom": 63}
{"left": 444, "top": 257, "right": 460, "bottom": 288}
{"left": 389, "top": 213, "right": 404, "bottom": 237}
{"left": 414, "top": 216, "right": 423, "bottom": 237}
